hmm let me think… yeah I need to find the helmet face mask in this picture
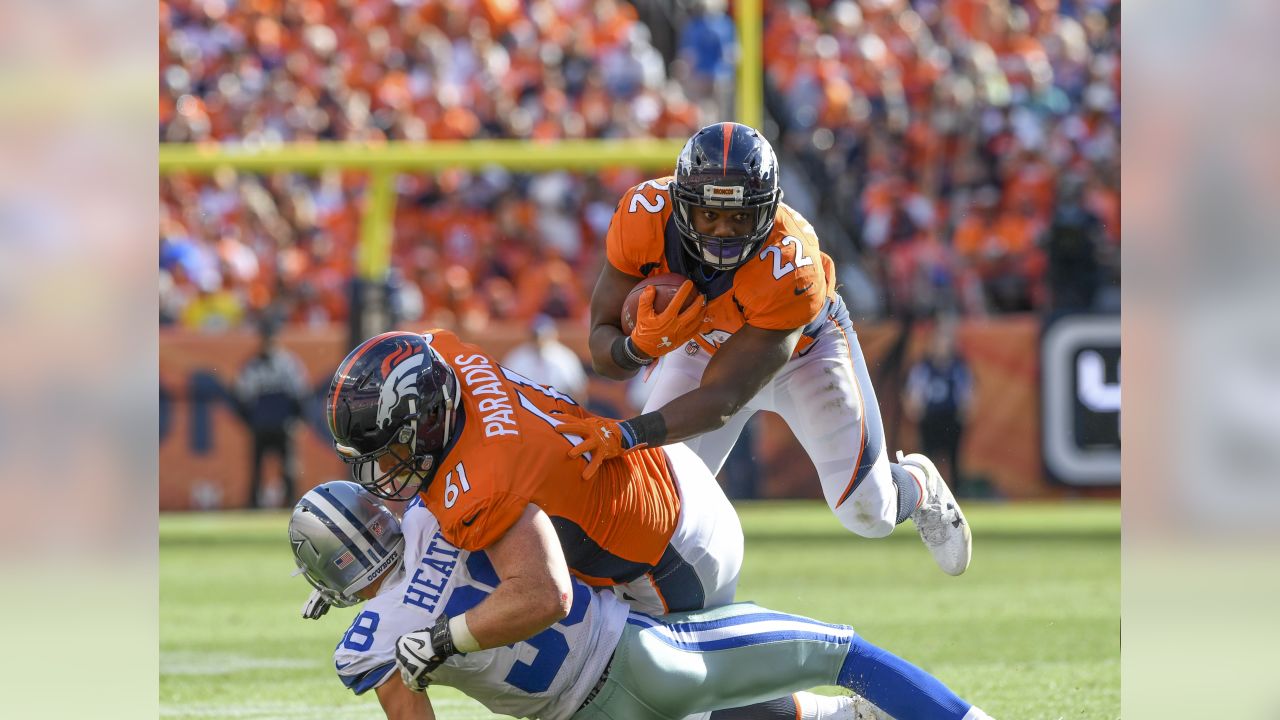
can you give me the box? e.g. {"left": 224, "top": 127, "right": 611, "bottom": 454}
{"left": 327, "top": 332, "right": 460, "bottom": 501}
{"left": 345, "top": 434, "right": 429, "bottom": 503}
{"left": 672, "top": 122, "right": 783, "bottom": 272}
{"left": 289, "top": 481, "right": 406, "bottom": 607}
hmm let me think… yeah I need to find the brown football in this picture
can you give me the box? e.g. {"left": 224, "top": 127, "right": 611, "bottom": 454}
{"left": 621, "top": 272, "right": 694, "bottom": 334}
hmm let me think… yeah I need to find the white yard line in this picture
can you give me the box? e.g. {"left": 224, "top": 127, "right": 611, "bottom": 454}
{"left": 160, "top": 651, "right": 321, "bottom": 676}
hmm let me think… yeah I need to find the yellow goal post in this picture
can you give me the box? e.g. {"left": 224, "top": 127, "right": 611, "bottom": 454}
{"left": 157, "top": 0, "right": 762, "bottom": 284}
{"left": 159, "top": 139, "right": 684, "bottom": 280}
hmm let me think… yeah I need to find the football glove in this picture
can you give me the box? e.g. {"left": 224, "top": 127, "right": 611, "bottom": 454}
{"left": 554, "top": 416, "right": 642, "bottom": 480}
{"left": 301, "top": 589, "right": 331, "bottom": 620}
{"left": 629, "top": 281, "right": 706, "bottom": 359}
{"left": 395, "top": 615, "right": 459, "bottom": 692}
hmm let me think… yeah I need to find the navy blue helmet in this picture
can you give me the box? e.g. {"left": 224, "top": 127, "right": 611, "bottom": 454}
{"left": 671, "top": 122, "right": 783, "bottom": 271}
{"left": 326, "top": 331, "right": 459, "bottom": 501}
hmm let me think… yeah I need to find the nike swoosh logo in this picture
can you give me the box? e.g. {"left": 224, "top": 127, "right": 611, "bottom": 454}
{"left": 461, "top": 510, "right": 482, "bottom": 527}
{"left": 794, "top": 284, "right": 813, "bottom": 295}
{"left": 336, "top": 661, "right": 353, "bottom": 670}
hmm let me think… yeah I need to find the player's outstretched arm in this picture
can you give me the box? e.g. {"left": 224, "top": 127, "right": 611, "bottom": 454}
{"left": 375, "top": 675, "right": 435, "bottom": 720}
{"left": 655, "top": 323, "right": 803, "bottom": 444}
{"left": 555, "top": 323, "right": 802, "bottom": 478}
{"left": 586, "top": 263, "right": 646, "bottom": 380}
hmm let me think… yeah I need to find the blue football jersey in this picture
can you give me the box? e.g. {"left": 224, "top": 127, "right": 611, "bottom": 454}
{"left": 333, "top": 498, "right": 629, "bottom": 720}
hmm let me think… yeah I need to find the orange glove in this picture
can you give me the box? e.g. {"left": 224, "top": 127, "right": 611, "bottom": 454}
{"left": 554, "top": 416, "right": 645, "bottom": 480}
{"left": 630, "top": 280, "right": 706, "bottom": 359}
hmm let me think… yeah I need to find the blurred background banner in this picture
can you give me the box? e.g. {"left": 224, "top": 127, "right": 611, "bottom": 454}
{"left": 160, "top": 312, "right": 1120, "bottom": 510}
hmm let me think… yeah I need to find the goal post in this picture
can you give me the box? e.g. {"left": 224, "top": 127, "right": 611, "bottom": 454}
{"left": 157, "top": 2, "right": 764, "bottom": 337}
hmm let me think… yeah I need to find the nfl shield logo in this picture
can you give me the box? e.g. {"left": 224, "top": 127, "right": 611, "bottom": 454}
{"left": 333, "top": 551, "right": 355, "bottom": 570}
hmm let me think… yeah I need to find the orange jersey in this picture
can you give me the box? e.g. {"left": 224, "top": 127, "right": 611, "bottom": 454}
{"left": 606, "top": 176, "right": 840, "bottom": 356}
{"left": 418, "top": 330, "right": 682, "bottom": 586}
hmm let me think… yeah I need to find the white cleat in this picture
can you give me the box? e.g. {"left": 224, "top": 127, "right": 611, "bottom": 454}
{"left": 829, "top": 694, "right": 895, "bottom": 720}
{"left": 898, "top": 451, "right": 972, "bottom": 576}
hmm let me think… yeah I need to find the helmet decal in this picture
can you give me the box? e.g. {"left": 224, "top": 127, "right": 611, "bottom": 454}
{"left": 328, "top": 330, "right": 420, "bottom": 438}
{"left": 720, "top": 121, "right": 733, "bottom": 173}
{"left": 379, "top": 340, "right": 422, "bottom": 379}
{"left": 325, "top": 332, "right": 460, "bottom": 501}
{"left": 376, "top": 349, "right": 424, "bottom": 430}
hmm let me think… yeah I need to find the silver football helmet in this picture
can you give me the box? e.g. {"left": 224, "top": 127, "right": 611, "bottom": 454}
{"left": 288, "top": 481, "right": 406, "bottom": 608}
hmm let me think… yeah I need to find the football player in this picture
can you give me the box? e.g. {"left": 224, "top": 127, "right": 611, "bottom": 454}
{"left": 322, "top": 329, "right": 862, "bottom": 720}
{"left": 558, "top": 122, "right": 972, "bottom": 576}
{"left": 290, "top": 481, "right": 998, "bottom": 720}
{"left": 325, "top": 328, "right": 741, "bottom": 616}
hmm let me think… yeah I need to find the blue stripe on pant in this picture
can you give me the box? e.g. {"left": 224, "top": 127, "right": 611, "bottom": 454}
{"left": 578, "top": 604, "right": 855, "bottom": 720}
{"left": 581, "top": 604, "right": 979, "bottom": 720}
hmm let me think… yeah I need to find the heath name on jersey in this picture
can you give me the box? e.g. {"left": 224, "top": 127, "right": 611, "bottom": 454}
{"left": 334, "top": 498, "right": 628, "bottom": 720}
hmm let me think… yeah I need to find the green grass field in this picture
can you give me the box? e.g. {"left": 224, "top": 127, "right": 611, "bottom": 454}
{"left": 160, "top": 501, "right": 1118, "bottom": 720}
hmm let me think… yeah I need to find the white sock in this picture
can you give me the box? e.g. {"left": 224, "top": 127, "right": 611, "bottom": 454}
{"left": 795, "top": 691, "right": 848, "bottom": 720}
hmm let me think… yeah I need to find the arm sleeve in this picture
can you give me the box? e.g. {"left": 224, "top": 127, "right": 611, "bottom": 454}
{"left": 604, "top": 185, "right": 666, "bottom": 277}
{"left": 439, "top": 491, "right": 530, "bottom": 553}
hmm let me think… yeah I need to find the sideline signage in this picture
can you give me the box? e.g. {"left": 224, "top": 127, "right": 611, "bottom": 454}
{"left": 1041, "top": 314, "right": 1121, "bottom": 486}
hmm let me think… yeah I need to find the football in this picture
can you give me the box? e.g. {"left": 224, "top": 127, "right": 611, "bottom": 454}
{"left": 621, "top": 272, "right": 694, "bottom": 334}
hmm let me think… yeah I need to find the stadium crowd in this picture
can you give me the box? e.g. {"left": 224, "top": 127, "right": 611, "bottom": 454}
{"left": 159, "top": 0, "right": 1120, "bottom": 332}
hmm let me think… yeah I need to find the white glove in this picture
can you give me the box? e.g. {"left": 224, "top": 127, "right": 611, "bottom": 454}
{"left": 396, "top": 615, "right": 462, "bottom": 691}
{"left": 395, "top": 630, "right": 440, "bottom": 692}
{"left": 301, "top": 590, "right": 331, "bottom": 620}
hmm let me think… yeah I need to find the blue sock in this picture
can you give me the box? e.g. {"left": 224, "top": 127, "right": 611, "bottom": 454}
{"left": 891, "top": 464, "right": 922, "bottom": 525}
{"left": 838, "top": 635, "right": 972, "bottom": 720}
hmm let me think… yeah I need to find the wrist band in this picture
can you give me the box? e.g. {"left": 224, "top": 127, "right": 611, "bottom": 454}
{"left": 624, "top": 337, "right": 655, "bottom": 366}
{"left": 448, "top": 613, "right": 482, "bottom": 654}
{"left": 429, "top": 614, "right": 458, "bottom": 659}
{"left": 611, "top": 336, "right": 654, "bottom": 371}
{"left": 618, "top": 411, "right": 668, "bottom": 448}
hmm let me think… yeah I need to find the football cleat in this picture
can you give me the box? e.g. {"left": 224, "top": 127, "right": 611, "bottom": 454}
{"left": 898, "top": 451, "right": 972, "bottom": 576}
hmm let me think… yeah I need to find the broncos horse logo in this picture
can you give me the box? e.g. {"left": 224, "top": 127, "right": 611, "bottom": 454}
{"left": 375, "top": 341, "right": 426, "bottom": 430}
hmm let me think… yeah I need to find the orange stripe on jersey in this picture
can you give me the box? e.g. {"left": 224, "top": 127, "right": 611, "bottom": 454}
{"left": 570, "top": 570, "right": 617, "bottom": 589}
{"left": 328, "top": 331, "right": 420, "bottom": 434}
{"left": 833, "top": 320, "right": 867, "bottom": 508}
{"left": 721, "top": 123, "right": 733, "bottom": 175}
{"left": 646, "top": 572, "right": 671, "bottom": 613}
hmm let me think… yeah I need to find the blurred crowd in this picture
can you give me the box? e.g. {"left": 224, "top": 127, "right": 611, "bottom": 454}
{"left": 160, "top": 0, "right": 1120, "bottom": 333}
{"left": 764, "top": 0, "right": 1120, "bottom": 317}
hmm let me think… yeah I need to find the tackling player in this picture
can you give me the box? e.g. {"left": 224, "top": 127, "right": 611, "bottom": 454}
{"left": 557, "top": 122, "right": 973, "bottom": 576}
{"left": 290, "top": 481, "right": 998, "bottom": 720}
{"left": 322, "top": 329, "right": 881, "bottom": 720}
{"left": 325, "top": 329, "right": 741, "bottom": 617}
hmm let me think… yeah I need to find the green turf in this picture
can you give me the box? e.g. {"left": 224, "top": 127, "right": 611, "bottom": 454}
{"left": 160, "top": 501, "right": 1119, "bottom": 720}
